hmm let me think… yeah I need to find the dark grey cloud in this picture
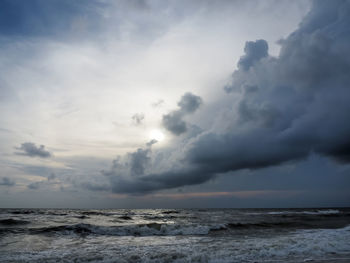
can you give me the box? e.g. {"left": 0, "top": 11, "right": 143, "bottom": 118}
{"left": 177, "top": 92, "right": 203, "bottom": 114}
{"left": 130, "top": 148, "right": 151, "bottom": 176}
{"left": 185, "top": 0, "right": 350, "bottom": 169}
{"left": 237, "top": 39, "right": 268, "bottom": 71}
{"left": 162, "top": 111, "right": 187, "bottom": 135}
{"left": 87, "top": 0, "right": 350, "bottom": 194}
{"left": 162, "top": 92, "right": 202, "bottom": 135}
{"left": 102, "top": 140, "right": 156, "bottom": 178}
{"left": 131, "top": 113, "right": 145, "bottom": 125}
{"left": 0, "top": 177, "right": 15, "bottom": 187}
{"left": 15, "top": 142, "right": 52, "bottom": 158}
{"left": 87, "top": 140, "right": 159, "bottom": 193}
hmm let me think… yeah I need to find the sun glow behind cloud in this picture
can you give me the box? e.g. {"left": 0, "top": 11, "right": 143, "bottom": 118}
{"left": 149, "top": 129, "right": 165, "bottom": 142}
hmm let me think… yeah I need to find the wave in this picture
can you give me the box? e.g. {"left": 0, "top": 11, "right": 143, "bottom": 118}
{"left": 207, "top": 222, "right": 304, "bottom": 233}
{"left": 2, "top": 225, "right": 350, "bottom": 263}
{"left": 213, "top": 218, "right": 350, "bottom": 231}
{"left": 119, "top": 215, "right": 133, "bottom": 220}
{"left": 3, "top": 219, "right": 347, "bottom": 237}
{"left": 0, "top": 218, "right": 30, "bottom": 225}
{"left": 162, "top": 210, "right": 180, "bottom": 214}
{"left": 224, "top": 222, "right": 306, "bottom": 230}
{"left": 29, "top": 223, "right": 214, "bottom": 236}
{"left": 34, "top": 221, "right": 313, "bottom": 237}
{"left": 271, "top": 209, "right": 340, "bottom": 215}
{"left": 80, "top": 211, "right": 111, "bottom": 216}
{"left": 9, "top": 210, "right": 38, "bottom": 215}
{"left": 8, "top": 210, "right": 68, "bottom": 216}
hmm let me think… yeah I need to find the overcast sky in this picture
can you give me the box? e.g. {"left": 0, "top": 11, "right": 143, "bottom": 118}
{"left": 1, "top": 0, "right": 349, "bottom": 208}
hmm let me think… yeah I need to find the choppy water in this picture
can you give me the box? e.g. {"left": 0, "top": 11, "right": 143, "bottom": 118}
{"left": 1, "top": 208, "right": 350, "bottom": 262}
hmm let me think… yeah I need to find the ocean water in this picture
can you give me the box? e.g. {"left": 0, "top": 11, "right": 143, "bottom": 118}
{"left": 0, "top": 208, "right": 350, "bottom": 262}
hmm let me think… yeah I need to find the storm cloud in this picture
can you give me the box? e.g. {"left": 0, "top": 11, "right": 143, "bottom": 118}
{"left": 185, "top": 0, "right": 350, "bottom": 175}
{"left": 15, "top": 142, "right": 52, "bottom": 158}
{"left": 96, "top": 0, "right": 350, "bottom": 194}
{"left": 162, "top": 92, "right": 202, "bottom": 135}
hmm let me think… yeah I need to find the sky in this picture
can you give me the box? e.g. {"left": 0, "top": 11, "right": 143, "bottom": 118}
{"left": 0, "top": 0, "right": 349, "bottom": 208}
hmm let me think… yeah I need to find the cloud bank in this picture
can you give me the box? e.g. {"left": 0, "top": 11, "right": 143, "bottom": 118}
{"left": 69, "top": 0, "right": 350, "bottom": 194}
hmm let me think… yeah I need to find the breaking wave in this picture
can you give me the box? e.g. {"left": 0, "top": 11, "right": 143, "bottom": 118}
{"left": 30, "top": 223, "right": 213, "bottom": 236}
{"left": 16, "top": 220, "right": 347, "bottom": 237}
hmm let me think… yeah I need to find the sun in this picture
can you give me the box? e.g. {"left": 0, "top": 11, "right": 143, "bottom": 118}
{"left": 149, "top": 129, "right": 165, "bottom": 142}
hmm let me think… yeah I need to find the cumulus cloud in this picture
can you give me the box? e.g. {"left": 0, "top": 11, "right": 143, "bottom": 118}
{"left": 131, "top": 113, "right": 145, "bottom": 125}
{"left": 87, "top": 0, "right": 350, "bottom": 194}
{"left": 162, "top": 92, "right": 202, "bottom": 135}
{"left": 15, "top": 142, "right": 52, "bottom": 158}
{"left": 0, "top": 177, "right": 15, "bottom": 186}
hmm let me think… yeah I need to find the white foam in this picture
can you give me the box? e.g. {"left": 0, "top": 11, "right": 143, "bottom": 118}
{"left": 2, "top": 224, "right": 350, "bottom": 262}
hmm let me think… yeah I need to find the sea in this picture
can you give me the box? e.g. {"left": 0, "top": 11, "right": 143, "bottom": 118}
{"left": 0, "top": 208, "right": 350, "bottom": 262}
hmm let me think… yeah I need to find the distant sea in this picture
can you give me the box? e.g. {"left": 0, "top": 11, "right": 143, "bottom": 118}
{"left": 1, "top": 208, "right": 350, "bottom": 262}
